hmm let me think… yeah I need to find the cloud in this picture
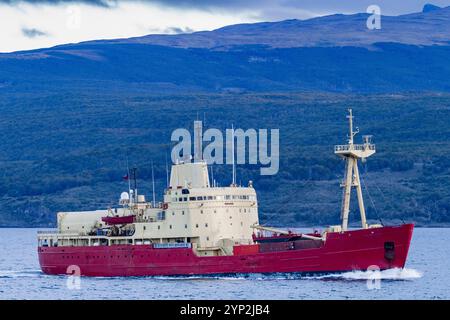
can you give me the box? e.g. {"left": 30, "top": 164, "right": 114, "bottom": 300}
{"left": 164, "top": 26, "right": 194, "bottom": 34}
{"left": 3, "top": 0, "right": 448, "bottom": 19}
{"left": 0, "top": 1, "right": 255, "bottom": 52}
{"left": 21, "top": 27, "right": 48, "bottom": 37}
{"left": 0, "top": 0, "right": 115, "bottom": 7}
{"left": 146, "top": 25, "right": 195, "bottom": 34}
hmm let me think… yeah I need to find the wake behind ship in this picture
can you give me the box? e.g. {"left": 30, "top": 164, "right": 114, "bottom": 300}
{"left": 38, "top": 111, "right": 414, "bottom": 277}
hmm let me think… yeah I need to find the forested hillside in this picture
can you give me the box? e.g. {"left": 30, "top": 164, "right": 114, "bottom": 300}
{"left": 1, "top": 91, "right": 449, "bottom": 227}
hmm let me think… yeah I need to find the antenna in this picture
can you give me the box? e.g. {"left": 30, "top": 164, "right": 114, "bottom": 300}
{"left": 165, "top": 153, "right": 169, "bottom": 187}
{"left": 194, "top": 120, "right": 203, "bottom": 162}
{"left": 126, "top": 155, "right": 131, "bottom": 197}
{"left": 347, "top": 108, "right": 354, "bottom": 144}
{"left": 346, "top": 108, "right": 359, "bottom": 144}
{"left": 151, "top": 161, "right": 156, "bottom": 207}
{"left": 132, "top": 166, "right": 138, "bottom": 203}
{"left": 231, "top": 124, "right": 236, "bottom": 186}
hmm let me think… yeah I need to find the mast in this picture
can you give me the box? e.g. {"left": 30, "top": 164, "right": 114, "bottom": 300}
{"left": 231, "top": 124, "right": 236, "bottom": 187}
{"left": 194, "top": 120, "right": 203, "bottom": 163}
{"left": 165, "top": 153, "right": 169, "bottom": 188}
{"left": 132, "top": 166, "right": 138, "bottom": 203}
{"left": 126, "top": 156, "right": 132, "bottom": 202}
{"left": 151, "top": 161, "right": 156, "bottom": 207}
{"left": 335, "top": 109, "right": 376, "bottom": 231}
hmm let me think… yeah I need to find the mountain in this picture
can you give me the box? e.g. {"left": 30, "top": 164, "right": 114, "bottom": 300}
{"left": 0, "top": 5, "right": 450, "bottom": 93}
{"left": 423, "top": 3, "right": 442, "bottom": 12}
{"left": 77, "top": 5, "right": 450, "bottom": 49}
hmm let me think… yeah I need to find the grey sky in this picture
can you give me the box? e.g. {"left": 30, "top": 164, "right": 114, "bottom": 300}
{"left": 1, "top": 1, "right": 450, "bottom": 15}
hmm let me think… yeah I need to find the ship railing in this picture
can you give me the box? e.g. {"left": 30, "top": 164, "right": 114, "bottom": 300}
{"left": 37, "top": 232, "right": 80, "bottom": 238}
{"left": 37, "top": 230, "right": 59, "bottom": 234}
{"left": 334, "top": 144, "right": 375, "bottom": 152}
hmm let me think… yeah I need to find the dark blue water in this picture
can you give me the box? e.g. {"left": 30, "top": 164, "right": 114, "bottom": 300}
{"left": 0, "top": 228, "right": 448, "bottom": 299}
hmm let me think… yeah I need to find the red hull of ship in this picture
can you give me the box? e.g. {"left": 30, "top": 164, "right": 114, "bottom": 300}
{"left": 38, "top": 224, "right": 413, "bottom": 277}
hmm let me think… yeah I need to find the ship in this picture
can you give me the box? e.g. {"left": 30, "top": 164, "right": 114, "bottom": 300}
{"left": 37, "top": 110, "right": 414, "bottom": 277}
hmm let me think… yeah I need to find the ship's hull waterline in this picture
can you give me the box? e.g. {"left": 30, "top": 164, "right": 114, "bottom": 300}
{"left": 38, "top": 224, "right": 413, "bottom": 277}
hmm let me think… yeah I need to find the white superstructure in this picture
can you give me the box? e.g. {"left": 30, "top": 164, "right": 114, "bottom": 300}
{"left": 38, "top": 122, "right": 259, "bottom": 257}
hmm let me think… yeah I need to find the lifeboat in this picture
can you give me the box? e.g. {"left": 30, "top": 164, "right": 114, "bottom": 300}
{"left": 101, "top": 215, "right": 135, "bottom": 225}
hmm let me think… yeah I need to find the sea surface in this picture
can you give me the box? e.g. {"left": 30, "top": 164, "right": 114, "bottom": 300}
{"left": 0, "top": 228, "right": 448, "bottom": 300}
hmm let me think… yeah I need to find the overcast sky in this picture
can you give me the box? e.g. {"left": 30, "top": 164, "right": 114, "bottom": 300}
{"left": 0, "top": 0, "right": 449, "bottom": 52}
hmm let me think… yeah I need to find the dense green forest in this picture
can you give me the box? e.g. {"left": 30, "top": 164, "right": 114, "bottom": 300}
{"left": 0, "top": 90, "right": 449, "bottom": 227}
